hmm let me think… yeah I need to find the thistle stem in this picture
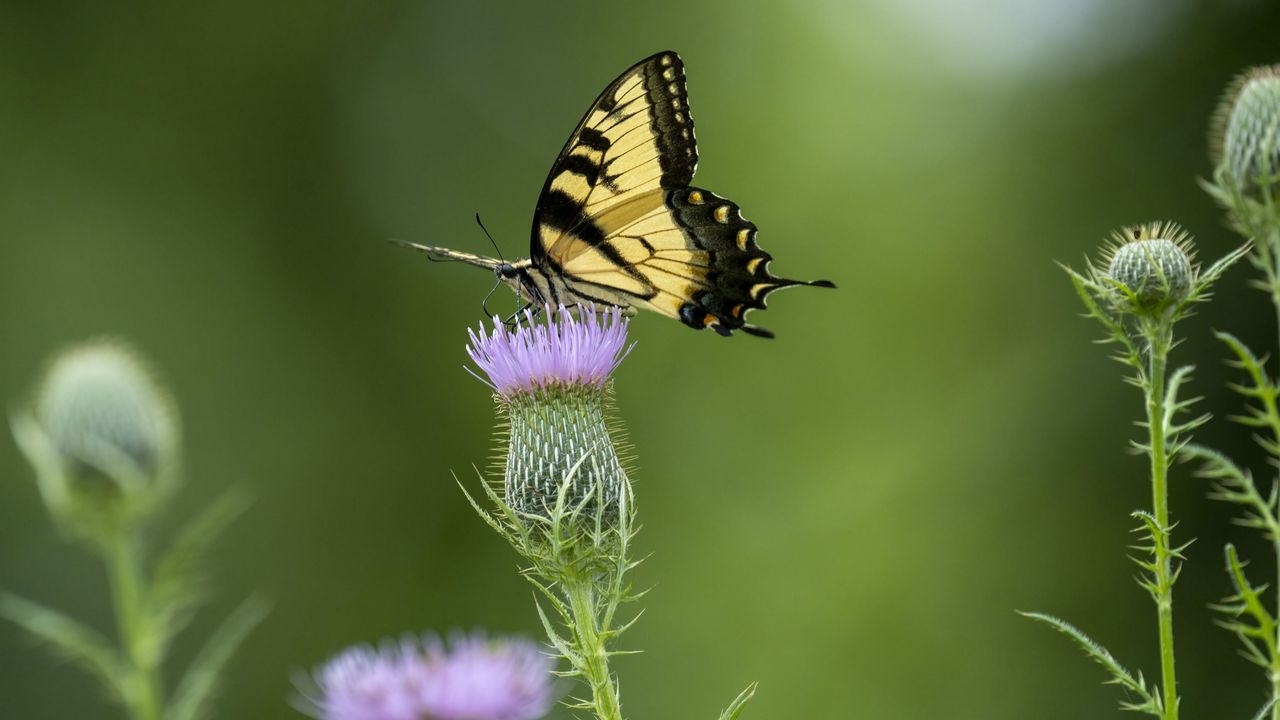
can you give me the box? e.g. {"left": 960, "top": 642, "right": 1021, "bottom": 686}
{"left": 563, "top": 572, "right": 623, "bottom": 720}
{"left": 1273, "top": 533, "right": 1280, "bottom": 720}
{"left": 1144, "top": 319, "right": 1179, "bottom": 719}
{"left": 106, "top": 530, "right": 162, "bottom": 720}
{"left": 1270, "top": 244, "right": 1280, "bottom": 720}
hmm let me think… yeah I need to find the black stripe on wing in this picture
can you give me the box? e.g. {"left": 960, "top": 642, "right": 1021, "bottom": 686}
{"left": 633, "top": 52, "right": 697, "bottom": 188}
{"left": 667, "top": 187, "right": 835, "bottom": 338}
{"left": 531, "top": 51, "right": 698, "bottom": 261}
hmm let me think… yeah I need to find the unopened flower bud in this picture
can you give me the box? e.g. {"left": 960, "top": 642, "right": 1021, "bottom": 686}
{"left": 38, "top": 343, "right": 172, "bottom": 478}
{"left": 1212, "top": 64, "right": 1280, "bottom": 195}
{"left": 1104, "top": 223, "right": 1196, "bottom": 315}
{"left": 11, "top": 340, "right": 178, "bottom": 538}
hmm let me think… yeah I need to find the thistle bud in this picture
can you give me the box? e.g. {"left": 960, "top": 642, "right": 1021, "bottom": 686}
{"left": 1104, "top": 223, "right": 1196, "bottom": 316}
{"left": 466, "top": 306, "right": 632, "bottom": 520}
{"left": 11, "top": 340, "right": 178, "bottom": 539}
{"left": 1212, "top": 64, "right": 1280, "bottom": 195}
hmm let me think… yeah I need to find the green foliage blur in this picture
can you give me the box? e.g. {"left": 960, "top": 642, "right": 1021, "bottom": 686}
{"left": 3, "top": 1, "right": 1280, "bottom": 717}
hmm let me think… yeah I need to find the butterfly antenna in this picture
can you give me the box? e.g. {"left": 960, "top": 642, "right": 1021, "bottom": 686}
{"left": 469, "top": 213, "right": 508, "bottom": 320}
{"left": 475, "top": 213, "right": 505, "bottom": 263}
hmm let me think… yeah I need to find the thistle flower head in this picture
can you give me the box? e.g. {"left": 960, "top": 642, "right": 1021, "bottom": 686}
{"left": 300, "top": 632, "right": 554, "bottom": 720}
{"left": 1211, "top": 64, "right": 1280, "bottom": 193}
{"left": 1102, "top": 222, "right": 1197, "bottom": 316}
{"left": 466, "top": 306, "right": 632, "bottom": 520}
{"left": 11, "top": 339, "right": 179, "bottom": 539}
{"left": 466, "top": 305, "right": 631, "bottom": 399}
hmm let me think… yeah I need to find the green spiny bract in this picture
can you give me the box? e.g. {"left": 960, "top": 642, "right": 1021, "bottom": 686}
{"left": 1212, "top": 64, "right": 1280, "bottom": 197}
{"left": 1103, "top": 223, "right": 1196, "bottom": 317}
{"left": 501, "top": 384, "right": 624, "bottom": 522}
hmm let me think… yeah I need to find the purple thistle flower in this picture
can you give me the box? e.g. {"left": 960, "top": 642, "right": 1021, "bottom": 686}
{"left": 466, "top": 305, "right": 632, "bottom": 398}
{"left": 300, "top": 632, "right": 554, "bottom": 720}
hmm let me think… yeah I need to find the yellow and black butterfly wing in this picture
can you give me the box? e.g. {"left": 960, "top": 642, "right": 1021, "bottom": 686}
{"left": 531, "top": 51, "right": 695, "bottom": 265}
{"left": 531, "top": 51, "right": 832, "bottom": 338}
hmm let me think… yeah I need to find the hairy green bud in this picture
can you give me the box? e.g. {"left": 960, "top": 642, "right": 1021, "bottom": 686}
{"left": 11, "top": 339, "right": 179, "bottom": 540}
{"left": 1212, "top": 64, "right": 1280, "bottom": 195}
{"left": 1104, "top": 223, "right": 1196, "bottom": 315}
{"left": 38, "top": 343, "right": 172, "bottom": 477}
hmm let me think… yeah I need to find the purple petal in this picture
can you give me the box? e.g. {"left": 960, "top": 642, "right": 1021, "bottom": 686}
{"left": 466, "top": 305, "right": 633, "bottom": 398}
{"left": 303, "top": 632, "right": 555, "bottom": 720}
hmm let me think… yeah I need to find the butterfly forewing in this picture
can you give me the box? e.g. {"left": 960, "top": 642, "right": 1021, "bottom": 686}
{"left": 532, "top": 52, "right": 697, "bottom": 267}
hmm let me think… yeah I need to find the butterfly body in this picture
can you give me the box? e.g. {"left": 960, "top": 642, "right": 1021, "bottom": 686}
{"left": 401, "top": 51, "right": 833, "bottom": 338}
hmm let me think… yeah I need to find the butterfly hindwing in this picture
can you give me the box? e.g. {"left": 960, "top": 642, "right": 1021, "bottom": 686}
{"left": 660, "top": 187, "right": 833, "bottom": 337}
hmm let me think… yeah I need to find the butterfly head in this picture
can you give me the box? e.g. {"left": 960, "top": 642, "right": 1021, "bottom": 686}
{"left": 492, "top": 259, "right": 550, "bottom": 306}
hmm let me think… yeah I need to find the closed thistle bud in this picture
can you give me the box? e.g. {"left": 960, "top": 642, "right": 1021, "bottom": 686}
{"left": 1212, "top": 64, "right": 1280, "bottom": 195}
{"left": 466, "top": 306, "right": 632, "bottom": 520}
{"left": 1103, "top": 222, "right": 1196, "bottom": 316}
{"left": 11, "top": 340, "right": 179, "bottom": 539}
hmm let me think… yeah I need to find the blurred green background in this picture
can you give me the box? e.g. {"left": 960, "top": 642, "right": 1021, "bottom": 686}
{"left": 3, "top": 1, "right": 1280, "bottom": 717}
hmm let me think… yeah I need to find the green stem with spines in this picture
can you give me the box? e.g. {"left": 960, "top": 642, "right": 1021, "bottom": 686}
{"left": 1271, "top": 311, "right": 1280, "bottom": 720}
{"left": 564, "top": 570, "right": 623, "bottom": 720}
{"left": 1250, "top": 151, "right": 1280, "bottom": 720}
{"left": 1143, "top": 316, "right": 1179, "bottom": 720}
{"left": 1259, "top": 192, "right": 1280, "bottom": 720}
{"left": 106, "top": 530, "right": 162, "bottom": 720}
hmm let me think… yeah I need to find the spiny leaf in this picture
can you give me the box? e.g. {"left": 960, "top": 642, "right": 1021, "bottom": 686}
{"left": 457, "top": 475, "right": 516, "bottom": 543}
{"left": 165, "top": 594, "right": 270, "bottom": 720}
{"left": 1020, "top": 611, "right": 1160, "bottom": 716}
{"left": 0, "top": 591, "right": 128, "bottom": 703}
{"left": 533, "top": 598, "right": 581, "bottom": 668}
{"left": 1215, "top": 544, "right": 1278, "bottom": 669}
{"left": 1063, "top": 264, "right": 1139, "bottom": 365}
{"left": 149, "top": 488, "right": 252, "bottom": 658}
{"left": 1216, "top": 332, "right": 1280, "bottom": 456}
{"left": 717, "top": 681, "right": 759, "bottom": 720}
{"left": 1196, "top": 243, "right": 1252, "bottom": 294}
{"left": 1185, "top": 444, "right": 1280, "bottom": 540}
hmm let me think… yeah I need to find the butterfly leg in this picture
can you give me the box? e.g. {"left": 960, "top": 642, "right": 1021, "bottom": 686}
{"left": 501, "top": 302, "right": 536, "bottom": 329}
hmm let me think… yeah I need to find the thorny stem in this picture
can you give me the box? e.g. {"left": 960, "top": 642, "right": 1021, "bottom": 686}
{"left": 1259, "top": 215, "right": 1280, "bottom": 717}
{"left": 1144, "top": 318, "right": 1179, "bottom": 720}
{"left": 564, "top": 571, "right": 623, "bottom": 720}
{"left": 1252, "top": 166, "right": 1280, "bottom": 720}
{"left": 106, "top": 530, "right": 162, "bottom": 720}
{"left": 1274, "top": 527, "right": 1280, "bottom": 720}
